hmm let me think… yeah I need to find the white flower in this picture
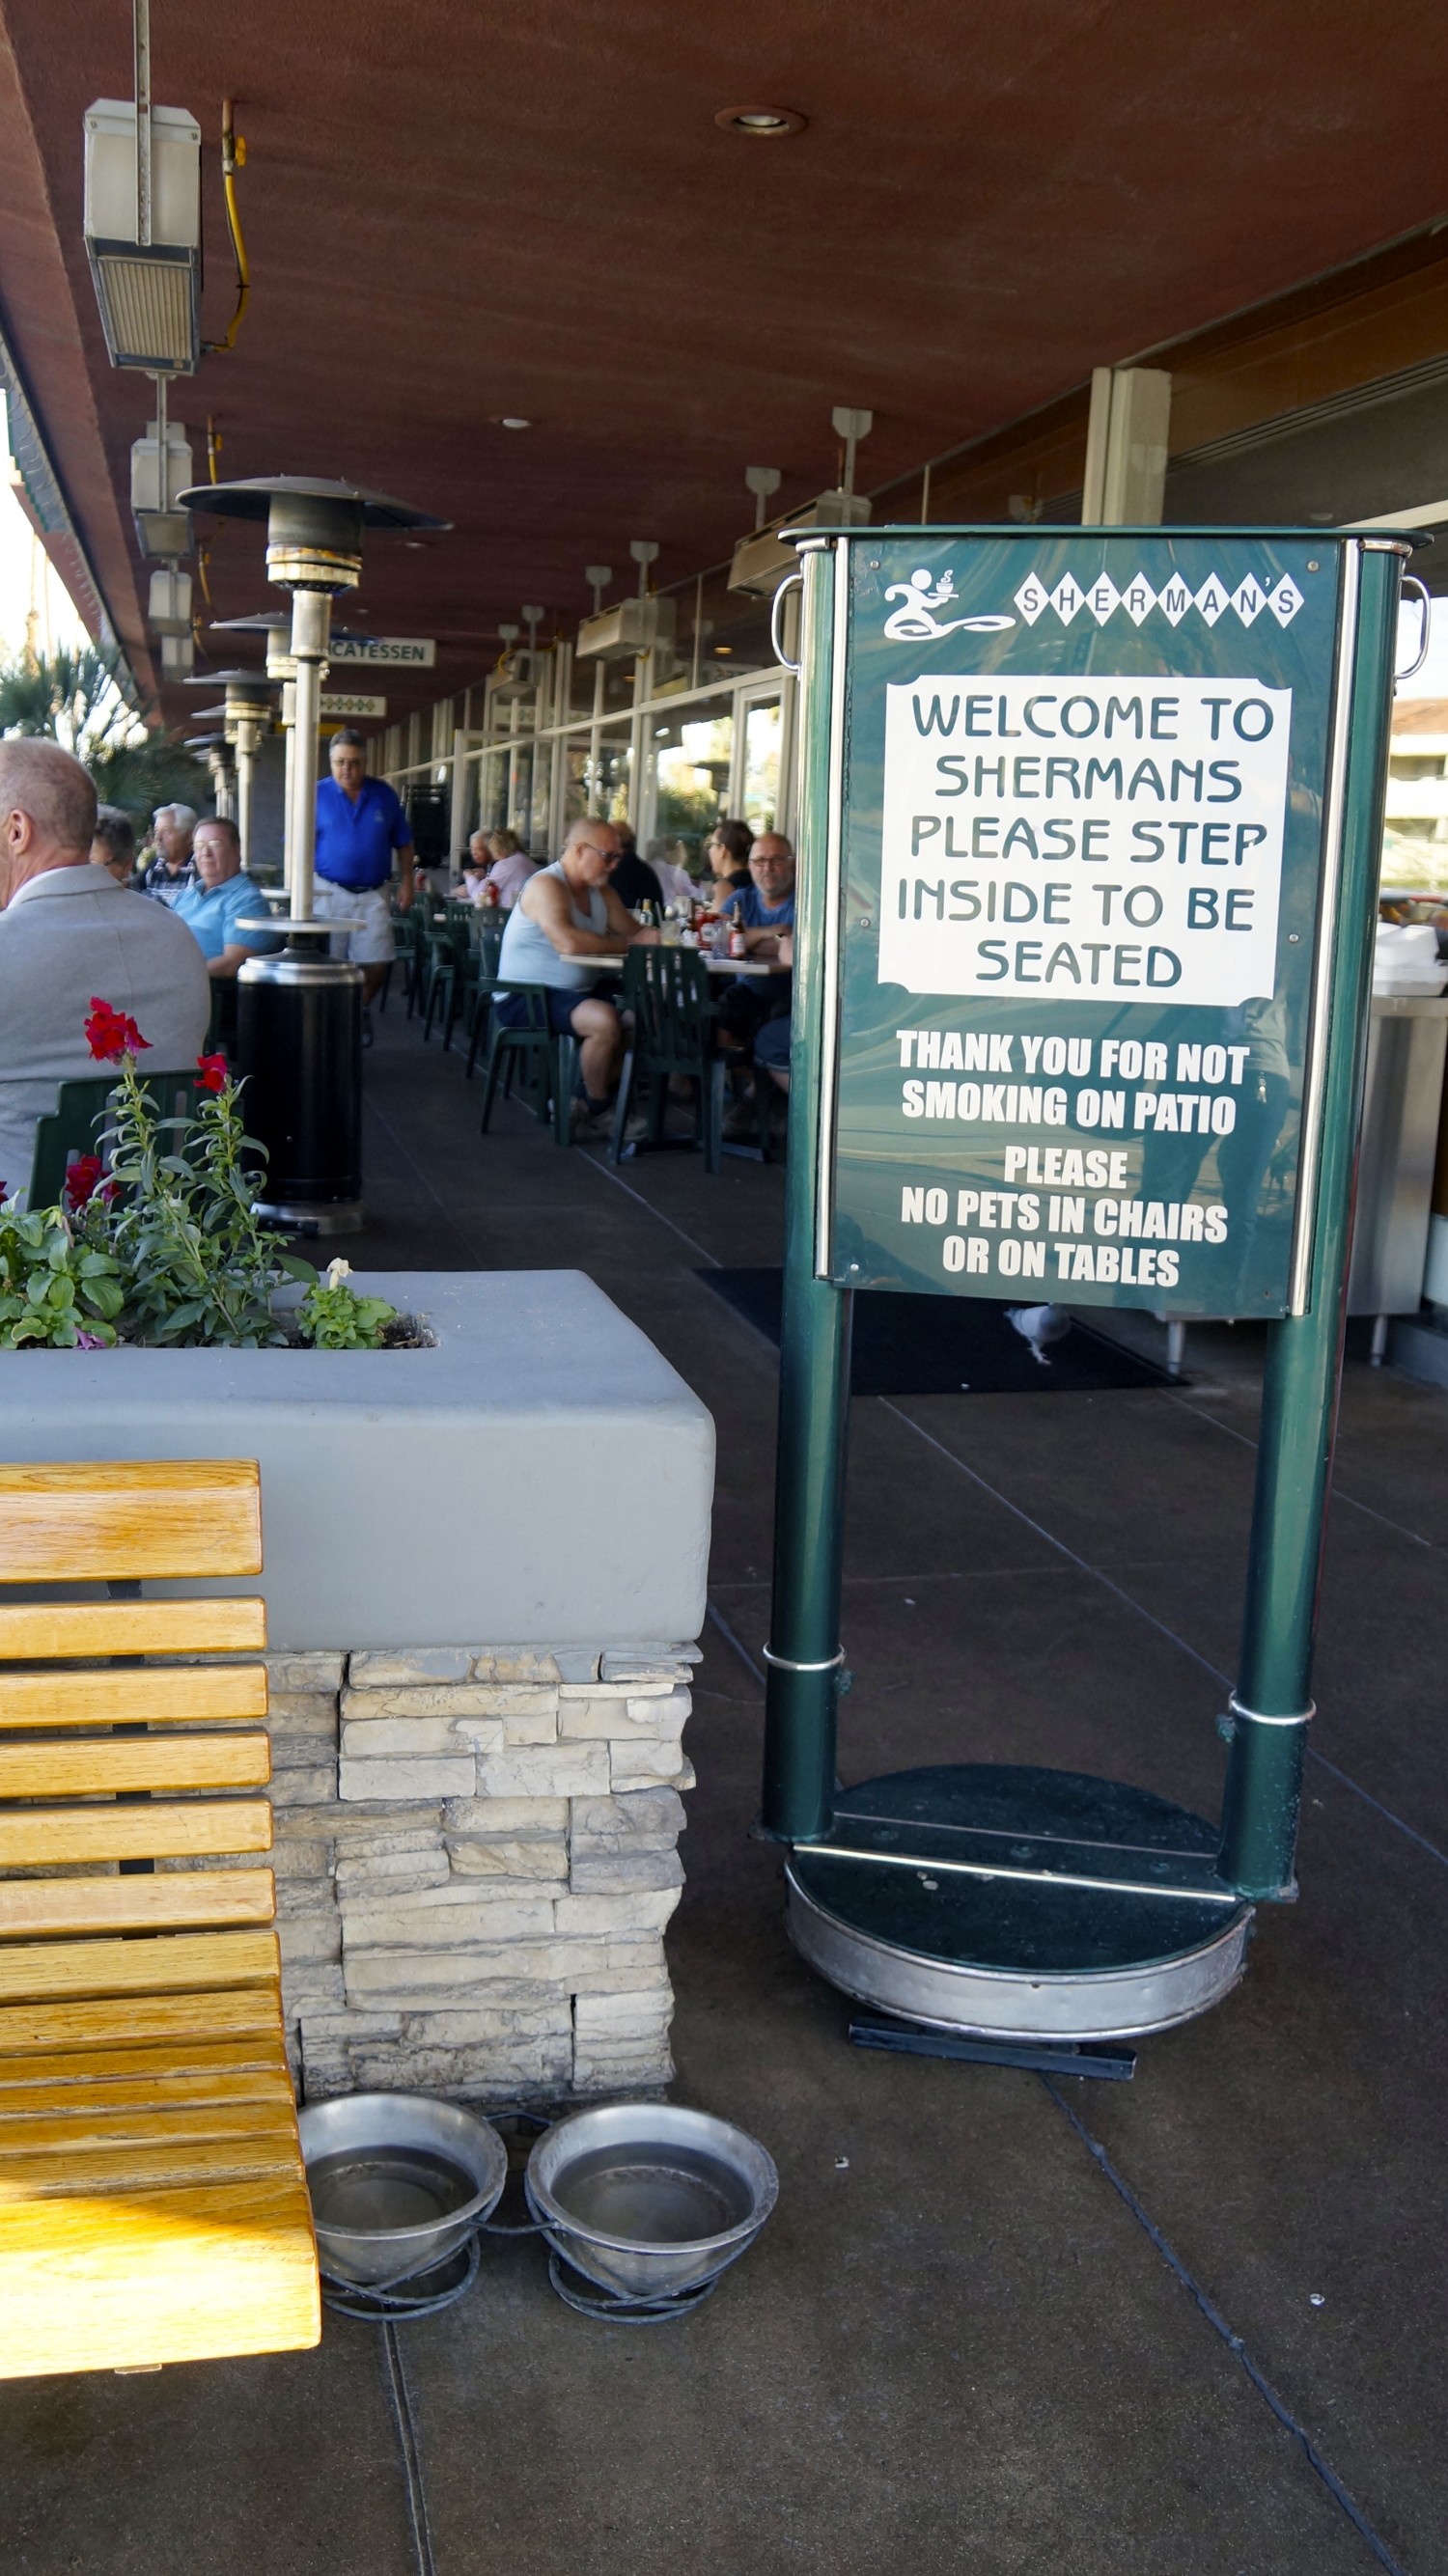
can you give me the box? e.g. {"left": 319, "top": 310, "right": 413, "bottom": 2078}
{"left": 324, "top": 1258, "right": 353, "bottom": 1289}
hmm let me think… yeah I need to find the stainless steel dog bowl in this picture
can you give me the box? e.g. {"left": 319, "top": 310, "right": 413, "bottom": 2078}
{"left": 525, "top": 2102, "right": 778, "bottom": 2300}
{"left": 299, "top": 2092, "right": 508, "bottom": 2287}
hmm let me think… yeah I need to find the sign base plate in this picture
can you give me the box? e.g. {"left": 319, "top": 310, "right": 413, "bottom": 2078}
{"left": 785, "top": 1765, "right": 1253, "bottom": 2043}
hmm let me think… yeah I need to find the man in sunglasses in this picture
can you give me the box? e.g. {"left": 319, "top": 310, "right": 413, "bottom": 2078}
{"left": 495, "top": 817, "right": 657, "bottom": 1133}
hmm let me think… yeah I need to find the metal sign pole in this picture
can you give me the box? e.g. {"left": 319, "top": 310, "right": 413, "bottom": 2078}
{"left": 761, "top": 539, "right": 853, "bottom": 1843}
{"left": 1218, "top": 538, "right": 1406, "bottom": 1896}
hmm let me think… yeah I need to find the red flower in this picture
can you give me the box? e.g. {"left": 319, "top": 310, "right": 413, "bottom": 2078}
{"left": 195, "top": 1053, "right": 228, "bottom": 1094}
{"left": 85, "top": 998, "right": 151, "bottom": 1063}
{"left": 64, "top": 1154, "right": 104, "bottom": 1211}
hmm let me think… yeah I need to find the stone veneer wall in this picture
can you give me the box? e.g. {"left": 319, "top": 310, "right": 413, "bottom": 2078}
{"left": 257, "top": 1641, "right": 696, "bottom": 2102}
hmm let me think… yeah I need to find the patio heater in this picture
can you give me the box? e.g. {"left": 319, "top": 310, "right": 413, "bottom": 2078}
{"left": 184, "top": 732, "right": 236, "bottom": 820}
{"left": 178, "top": 475, "right": 449, "bottom": 1233}
{"left": 184, "top": 670, "right": 278, "bottom": 871}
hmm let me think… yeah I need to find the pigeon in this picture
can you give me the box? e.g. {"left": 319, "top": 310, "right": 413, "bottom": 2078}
{"left": 1006, "top": 1304, "right": 1071, "bottom": 1367}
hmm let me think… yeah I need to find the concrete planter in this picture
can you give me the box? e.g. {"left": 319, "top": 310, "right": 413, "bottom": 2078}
{"left": 0, "top": 1270, "right": 714, "bottom": 1649}
{"left": 0, "top": 1272, "right": 717, "bottom": 2099}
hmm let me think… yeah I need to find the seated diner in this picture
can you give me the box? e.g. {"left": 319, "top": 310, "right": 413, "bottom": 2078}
{"left": 706, "top": 817, "right": 754, "bottom": 908}
{"left": 461, "top": 826, "right": 537, "bottom": 909}
{"left": 495, "top": 817, "right": 657, "bottom": 1134}
{"left": 173, "top": 819, "right": 282, "bottom": 980}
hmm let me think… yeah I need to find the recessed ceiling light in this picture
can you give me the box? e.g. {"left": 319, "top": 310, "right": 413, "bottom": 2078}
{"left": 499, "top": 417, "right": 533, "bottom": 430}
{"left": 714, "top": 105, "right": 807, "bottom": 137}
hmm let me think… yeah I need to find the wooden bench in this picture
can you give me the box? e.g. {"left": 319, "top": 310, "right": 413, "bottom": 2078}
{"left": 0, "top": 1459, "right": 320, "bottom": 2376}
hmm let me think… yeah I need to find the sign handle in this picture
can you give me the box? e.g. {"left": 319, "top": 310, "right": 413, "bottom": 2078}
{"left": 761, "top": 541, "right": 851, "bottom": 1842}
{"left": 1218, "top": 539, "right": 1407, "bottom": 1897}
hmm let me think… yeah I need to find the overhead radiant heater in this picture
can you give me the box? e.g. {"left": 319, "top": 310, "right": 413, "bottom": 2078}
{"left": 83, "top": 94, "right": 201, "bottom": 374}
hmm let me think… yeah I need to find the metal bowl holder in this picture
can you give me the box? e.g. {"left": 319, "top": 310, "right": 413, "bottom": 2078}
{"left": 317, "top": 2111, "right": 728, "bottom": 2326}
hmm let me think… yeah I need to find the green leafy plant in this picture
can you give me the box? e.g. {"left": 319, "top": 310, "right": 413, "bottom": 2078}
{"left": 1, "top": 1004, "right": 396, "bottom": 1353}
{"left": 294, "top": 1259, "right": 398, "bottom": 1350}
{"left": 0, "top": 1204, "right": 125, "bottom": 1347}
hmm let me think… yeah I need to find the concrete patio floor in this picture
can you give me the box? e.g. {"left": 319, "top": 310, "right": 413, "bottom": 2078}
{"left": 2, "top": 1007, "right": 1442, "bottom": 2576}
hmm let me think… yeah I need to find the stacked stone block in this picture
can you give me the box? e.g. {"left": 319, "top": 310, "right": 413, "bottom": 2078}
{"left": 254, "top": 1644, "right": 695, "bottom": 2101}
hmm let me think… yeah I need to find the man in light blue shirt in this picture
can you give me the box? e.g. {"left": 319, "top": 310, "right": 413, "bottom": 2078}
{"left": 173, "top": 818, "right": 280, "bottom": 979}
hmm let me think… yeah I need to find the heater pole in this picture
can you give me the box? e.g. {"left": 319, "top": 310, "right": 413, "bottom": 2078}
{"left": 286, "top": 591, "right": 329, "bottom": 922}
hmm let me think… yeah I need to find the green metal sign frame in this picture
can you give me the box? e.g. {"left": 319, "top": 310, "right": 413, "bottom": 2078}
{"left": 762, "top": 525, "right": 1407, "bottom": 1914}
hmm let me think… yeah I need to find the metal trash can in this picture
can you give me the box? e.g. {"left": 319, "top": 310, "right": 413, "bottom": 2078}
{"left": 1347, "top": 993, "right": 1448, "bottom": 1329}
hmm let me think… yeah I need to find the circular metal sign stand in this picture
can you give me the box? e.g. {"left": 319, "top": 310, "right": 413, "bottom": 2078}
{"left": 786, "top": 1766, "right": 1253, "bottom": 2070}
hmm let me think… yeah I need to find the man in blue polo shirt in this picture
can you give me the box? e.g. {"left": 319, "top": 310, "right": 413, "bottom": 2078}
{"left": 313, "top": 727, "right": 416, "bottom": 1031}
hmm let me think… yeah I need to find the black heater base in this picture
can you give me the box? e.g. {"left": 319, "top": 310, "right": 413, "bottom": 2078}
{"left": 237, "top": 942, "right": 364, "bottom": 1227}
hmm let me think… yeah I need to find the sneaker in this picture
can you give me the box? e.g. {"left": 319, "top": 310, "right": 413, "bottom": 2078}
{"left": 570, "top": 1098, "right": 614, "bottom": 1140}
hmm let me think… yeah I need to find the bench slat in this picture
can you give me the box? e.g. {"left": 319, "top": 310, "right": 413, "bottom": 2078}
{"left": 0, "top": 2052, "right": 292, "bottom": 2104}
{"left": 0, "top": 1974, "right": 282, "bottom": 2041}
{"left": 0, "top": 1733, "right": 271, "bottom": 1797}
{"left": 0, "top": 1598, "right": 266, "bottom": 1659}
{"left": 0, "top": 2174, "right": 320, "bottom": 2374}
{"left": 0, "top": 1461, "right": 262, "bottom": 1581}
{"left": 0, "top": 1928, "right": 281, "bottom": 2002}
{"left": 0, "top": 1801, "right": 273, "bottom": 1868}
{"left": 0, "top": 2098, "right": 301, "bottom": 2156}
{"left": 0, "top": 1665, "right": 267, "bottom": 1730}
{"left": 0, "top": 2129, "right": 302, "bottom": 2198}
{"left": 0, "top": 1871, "right": 275, "bottom": 1941}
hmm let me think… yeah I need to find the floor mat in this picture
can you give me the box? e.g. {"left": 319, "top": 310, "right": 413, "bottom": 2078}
{"left": 696, "top": 1267, "right": 1176, "bottom": 1396}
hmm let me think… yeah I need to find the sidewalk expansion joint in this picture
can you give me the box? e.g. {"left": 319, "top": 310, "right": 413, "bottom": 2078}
{"left": 1044, "top": 2080, "right": 1411, "bottom": 2576}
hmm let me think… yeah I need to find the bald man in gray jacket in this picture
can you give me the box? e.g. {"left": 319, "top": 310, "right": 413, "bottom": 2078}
{"left": 0, "top": 740, "right": 210, "bottom": 1204}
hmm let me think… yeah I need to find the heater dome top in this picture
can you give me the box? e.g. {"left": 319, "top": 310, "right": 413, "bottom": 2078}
{"left": 183, "top": 668, "right": 282, "bottom": 690}
{"left": 177, "top": 474, "right": 449, "bottom": 533}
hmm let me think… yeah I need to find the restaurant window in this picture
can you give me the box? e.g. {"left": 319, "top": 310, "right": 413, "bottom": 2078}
{"left": 506, "top": 739, "right": 535, "bottom": 843}
{"left": 561, "top": 738, "right": 593, "bottom": 834}
{"left": 645, "top": 699, "right": 734, "bottom": 867}
{"left": 478, "top": 746, "right": 510, "bottom": 835}
{"left": 528, "top": 744, "right": 552, "bottom": 858}
{"left": 741, "top": 698, "right": 782, "bottom": 835}
{"left": 591, "top": 726, "right": 632, "bottom": 825}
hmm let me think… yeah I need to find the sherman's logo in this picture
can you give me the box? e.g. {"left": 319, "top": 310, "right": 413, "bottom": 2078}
{"left": 1013, "top": 568, "right": 1303, "bottom": 631}
{"left": 882, "top": 567, "right": 1016, "bottom": 644}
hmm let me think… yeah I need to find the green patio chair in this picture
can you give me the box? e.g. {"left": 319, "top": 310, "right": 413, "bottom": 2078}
{"left": 478, "top": 982, "right": 578, "bottom": 1149}
{"left": 25, "top": 1070, "right": 209, "bottom": 1211}
{"left": 422, "top": 907, "right": 474, "bottom": 1048}
{"left": 386, "top": 894, "right": 422, "bottom": 1012}
{"left": 608, "top": 946, "right": 729, "bottom": 1174}
{"left": 463, "top": 916, "right": 508, "bottom": 1078}
{"left": 405, "top": 891, "right": 445, "bottom": 1021}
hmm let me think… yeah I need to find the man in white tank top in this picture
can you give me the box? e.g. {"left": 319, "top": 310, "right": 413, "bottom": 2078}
{"left": 495, "top": 818, "right": 657, "bottom": 1126}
